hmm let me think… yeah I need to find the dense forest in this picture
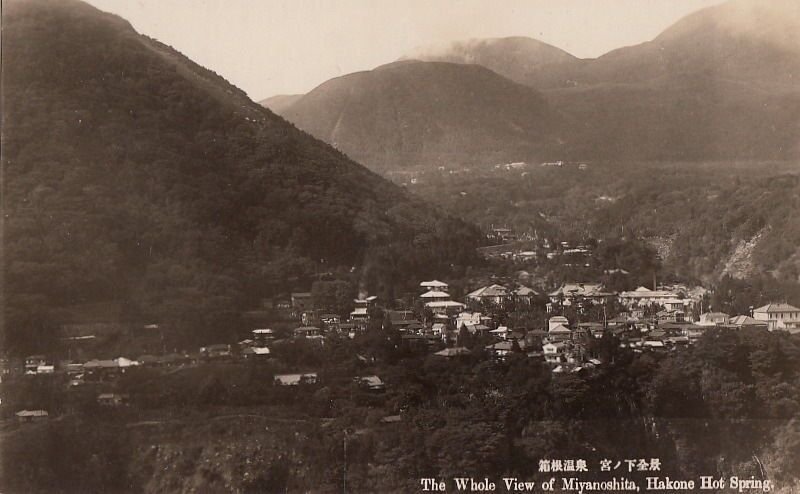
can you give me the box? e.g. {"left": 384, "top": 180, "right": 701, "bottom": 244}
{"left": 1, "top": 0, "right": 481, "bottom": 355}
{"left": 3, "top": 328, "right": 800, "bottom": 493}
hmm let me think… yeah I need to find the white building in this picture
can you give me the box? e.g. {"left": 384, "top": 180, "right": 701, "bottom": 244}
{"left": 753, "top": 303, "right": 800, "bottom": 332}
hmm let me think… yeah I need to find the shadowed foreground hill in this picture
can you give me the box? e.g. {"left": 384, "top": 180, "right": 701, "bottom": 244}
{"left": 1, "top": 0, "right": 480, "bottom": 353}
{"left": 277, "top": 60, "right": 563, "bottom": 171}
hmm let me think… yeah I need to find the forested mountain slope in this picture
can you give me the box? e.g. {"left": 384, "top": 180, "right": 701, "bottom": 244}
{"left": 1, "top": 0, "right": 480, "bottom": 353}
{"left": 276, "top": 60, "right": 562, "bottom": 171}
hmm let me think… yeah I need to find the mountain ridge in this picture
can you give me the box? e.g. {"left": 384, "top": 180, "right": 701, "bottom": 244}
{"left": 1, "top": 0, "right": 480, "bottom": 353}
{"left": 272, "top": 0, "right": 800, "bottom": 169}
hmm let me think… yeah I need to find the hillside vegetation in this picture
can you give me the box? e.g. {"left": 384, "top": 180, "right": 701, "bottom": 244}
{"left": 406, "top": 162, "right": 800, "bottom": 284}
{"left": 1, "top": 0, "right": 480, "bottom": 354}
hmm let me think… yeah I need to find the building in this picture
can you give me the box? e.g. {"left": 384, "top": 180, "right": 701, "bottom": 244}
{"left": 241, "top": 346, "right": 271, "bottom": 359}
{"left": 548, "top": 324, "right": 573, "bottom": 343}
{"left": 543, "top": 342, "right": 567, "bottom": 365}
{"left": 350, "top": 296, "right": 377, "bottom": 322}
{"left": 97, "top": 393, "right": 128, "bottom": 406}
{"left": 548, "top": 316, "right": 570, "bottom": 331}
{"left": 549, "top": 283, "right": 610, "bottom": 308}
{"left": 425, "top": 300, "right": 466, "bottom": 316}
{"left": 753, "top": 303, "right": 800, "bottom": 331}
{"left": 200, "top": 344, "right": 232, "bottom": 360}
{"left": 619, "top": 286, "right": 680, "bottom": 308}
{"left": 291, "top": 292, "right": 313, "bottom": 312}
{"left": 16, "top": 410, "right": 49, "bottom": 423}
{"left": 293, "top": 326, "right": 322, "bottom": 338}
{"left": 420, "top": 280, "right": 449, "bottom": 292}
{"left": 24, "top": 355, "right": 47, "bottom": 374}
{"left": 697, "top": 312, "right": 730, "bottom": 327}
{"left": 466, "top": 284, "right": 510, "bottom": 306}
{"left": 514, "top": 286, "right": 539, "bottom": 305}
{"left": 274, "top": 373, "right": 318, "bottom": 386}
{"left": 355, "top": 375, "right": 386, "bottom": 391}
{"left": 252, "top": 328, "right": 275, "bottom": 345}
{"left": 728, "top": 315, "right": 768, "bottom": 330}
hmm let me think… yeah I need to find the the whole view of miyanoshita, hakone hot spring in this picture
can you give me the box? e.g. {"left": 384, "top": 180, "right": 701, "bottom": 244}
{"left": 1, "top": 0, "right": 800, "bottom": 492}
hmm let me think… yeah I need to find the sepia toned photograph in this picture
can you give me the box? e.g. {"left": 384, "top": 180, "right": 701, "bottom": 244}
{"left": 1, "top": 0, "right": 799, "bottom": 492}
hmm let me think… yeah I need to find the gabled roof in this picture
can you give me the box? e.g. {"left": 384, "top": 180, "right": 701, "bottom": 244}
{"left": 425, "top": 300, "right": 465, "bottom": 308}
{"left": 549, "top": 283, "right": 605, "bottom": 297}
{"left": 549, "top": 324, "right": 572, "bottom": 334}
{"left": 486, "top": 341, "right": 516, "bottom": 351}
{"left": 754, "top": 303, "right": 800, "bottom": 313}
{"left": 699, "top": 312, "right": 729, "bottom": 321}
{"left": 420, "top": 290, "right": 451, "bottom": 298}
{"left": 729, "top": 315, "right": 767, "bottom": 326}
{"left": 467, "top": 284, "right": 509, "bottom": 298}
{"left": 420, "top": 280, "right": 448, "bottom": 288}
{"left": 434, "top": 347, "right": 471, "bottom": 357}
{"left": 515, "top": 286, "right": 539, "bottom": 296}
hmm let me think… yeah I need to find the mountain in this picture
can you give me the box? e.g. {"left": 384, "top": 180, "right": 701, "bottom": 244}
{"left": 259, "top": 93, "right": 303, "bottom": 113}
{"left": 550, "top": 0, "right": 800, "bottom": 160}
{"left": 1, "top": 0, "right": 480, "bottom": 353}
{"left": 276, "top": 60, "right": 562, "bottom": 171}
{"left": 280, "top": 0, "right": 799, "bottom": 168}
{"left": 403, "top": 36, "right": 581, "bottom": 89}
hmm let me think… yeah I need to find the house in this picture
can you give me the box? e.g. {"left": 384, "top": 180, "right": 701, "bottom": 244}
{"left": 351, "top": 296, "right": 377, "bottom": 322}
{"left": 485, "top": 340, "right": 520, "bottom": 360}
{"left": 434, "top": 347, "right": 471, "bottom": 358}
{"left": 24, "top": 355, "right": 47, "bottom": 374}
{"left": 294, "top": 326, "right": 322, "bottom": 338}
{"left": 466, "top": 284, "right": 510, "bottom": 306}
{"left": 698, "top": 312, "right": 730, "bottom": 327}
{"left": 548, "top": 316, "right": 570, "bottom": 331}
{"left": 455, "top": 311, "right": 492, "bottom": 329}
{"left": 425, "top": 300, "right": 466, "bottom": 316}
{"left": 320, "top": 313, "right": 341, "bottom": 326}
{"left": 97, "top": 393, "right": 128, "bottom": 406}
{"left": 355, "top": 375, "right": 385, "bottom": 391}
{"left": 549, "top": 283, "right": 610, "bottom": 308}
{"left": 489, "top": 326, "right": 509, "bottom": 340}
{"left": 548, "top": 324, "right": 573, "bottom": 342}
{"left": 543, "top": 342, "right": 567, "bottom": 365}
{"left": 420, "top": 280, "right": 449, "bottom": 292}
{"left": 291, "top": 292, "right": 313, "bottom": 312}
{"left": 618, "top": 286, "right": 695, "bottom": 311}
{"left": 462, "top": 323, "right": 491, "bottom": 335}
{"left": 420, "top": 290, "right": 451, "bottom": 301}
{"left": 657, "top": 309, "right": 685, "bottom": 323}
{"left": 515, "top": 286, "right": 539, "bottom": 305}
{"left": 643, "top": 340, "right": 667, "bottom": 352}
{"left": 274, "top": 373, "right": 318, "bottom": 386}
{"left": 200, "top": 344, "right": 232, "bottom": 360}
{"left": 753, "top": 303, "right": 800, "bottom": 331}
{"left": 35, "top": 365, "right": 55, "bottom": 374}
{"left": 728, "top": 315, "right": 768, "bottom": 330}
{"left": 339, "top": 322, "right": 360, "bottom": 338}
{"left": 241, "top": 346, "right": 271, "bottom": 359}
{"left": 16, "top": 410, "right": 49, "bottom": 423}
{"left": 82, "top": 359, "right": 122, "bottom": 379}
{"left": 683, "top": 324, "right": 709, "bottom": 340}
{"left": 252, "top": 328, "right": 275, "bottom": 345}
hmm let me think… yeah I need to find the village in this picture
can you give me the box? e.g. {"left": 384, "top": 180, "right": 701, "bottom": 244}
{"left": 6, "top": 268, "right": 800, "bottom": 424}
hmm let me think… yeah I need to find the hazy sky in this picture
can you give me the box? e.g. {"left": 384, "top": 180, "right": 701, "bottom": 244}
{"left": 86, "top": 0, "right": 724, "bottom": 100}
